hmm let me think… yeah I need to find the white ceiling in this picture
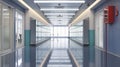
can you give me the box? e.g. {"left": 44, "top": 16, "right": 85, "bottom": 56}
{"left": 34, "top": 0, "right": 85, "bottom": 25}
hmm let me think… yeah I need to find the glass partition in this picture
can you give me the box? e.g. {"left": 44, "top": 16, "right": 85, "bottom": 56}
{"left": 0, "top": 3, "right": 2, "bottom": 51}
{"left": 69, "top": 21, "right": 83, "bottom": 44}
{"left": 36, "top": 21, "right": 51, "bottom": 43}
{"left": 69, "top": 21, "right": 84, "bottom": 67}
{"left": 95, "top": 10, "right": 104, "bottom": 48}
{"left": 1, "top": 4, "right": 11, "bottom": 50}
{"left": 0, "top": 2, "right": 15, "bottom": 52}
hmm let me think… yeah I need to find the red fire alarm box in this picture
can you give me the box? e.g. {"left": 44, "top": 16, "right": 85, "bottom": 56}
{"left": 104, "top": 6, "right": 115, "bottom": 24}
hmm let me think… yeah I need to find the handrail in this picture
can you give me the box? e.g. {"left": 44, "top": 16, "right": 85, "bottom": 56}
{"left": 39, "top": 49, "right": 52, "bottom": 67}
{"left": 69, "top": 50, "right": 80, "bottom": 67}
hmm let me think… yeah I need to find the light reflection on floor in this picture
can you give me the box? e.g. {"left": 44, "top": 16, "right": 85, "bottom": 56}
{"left": 50, "top": 38, "right": 69, "bottom": 49}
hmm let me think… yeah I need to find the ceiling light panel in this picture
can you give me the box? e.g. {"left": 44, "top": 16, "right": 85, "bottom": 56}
{"left": 44, "top": 13, "right": 75, "bottom": 15}
{"left": 49, "top": 20, "right": 70, "bottom": 22}
{"left": 47, "top": 17, "right": 72, "bottom": 19}
{"left": 43, "top": 11, "right": 76, "bottom": 13}
{"left": 50, "top": 20, "right": 69, "bottom": 22}
{"left": 49, "top": 19, "right": 70, "bottom": 21}
{"left": 40, "top": 8, "right": 79, "bottom": 11}
{"left": 49, "top": 18, "right": 71, "bottom": 20}
{"left": 34, "top": 0, "right": 85, "bottom": 3}
{"left": 38, "top": 3, "right": 82, "bottom": 8}
{"left": 48, "top": 17, "right": 72, "bottom": 19}
{"left": 47, "top": 15, "right": 73, "bottom": 17}
{"left": 50, "top": 22, "right": 69, "bottom": 23}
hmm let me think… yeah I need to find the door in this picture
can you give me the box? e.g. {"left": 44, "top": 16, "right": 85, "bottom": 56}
{"left": 15, "top": 10, "right": 24, "bottom": 48}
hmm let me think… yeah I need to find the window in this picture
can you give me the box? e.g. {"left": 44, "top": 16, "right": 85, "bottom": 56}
{"left": 36, "top": 21, "right": 51, "bottom": 43}
{"left": 51, "top": 26, "right": 68, "bottom": 37}
{"left": 95, "top": 10, "right": 104, "bottom": 48}
{"left": 0, "top": 3, "right": 14, "bottom": 52}
{"left": 0, "top": 3, "right": 2, "bottom": 51}
{"left": 15, "top": 11, "right": 24, "bottom": 48}
{"left": 69, "top": 21, "right": 83, "bottom": 44}
{"left": 2, "top": 4, "right": 11, "bottom": 50}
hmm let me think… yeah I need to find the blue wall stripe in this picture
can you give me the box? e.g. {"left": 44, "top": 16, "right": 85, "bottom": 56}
{"left": 24, "top": 30, "right": 31, "bottom": 46}
{"left": 89, "top": 30, "right": 95, "bottom": 46}
{"left": 24, "top": 30, "right": 31, "bottom": 62}
{"left": 89, "top": 30, "right": 95, "bottom": 63}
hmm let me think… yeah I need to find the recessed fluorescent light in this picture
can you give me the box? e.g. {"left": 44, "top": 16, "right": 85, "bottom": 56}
{"left": 51, "top": 21, "right": 68, "bottom": 23}
{"left": 49, "top": 18, "right": 70, "bottom": 20}
{"left": 47, "top": 16, "right": 73, "bottom": 18}
{"left": 48, "top": 17, "right": 72, "bottom": 19}
{"left": 44, "top": 13, "right": 75, "bottom": 15}
{"left": 50, "top": 20, "right": 69, "bottom": 22}
{"left": 49, "top": 20, "right": 70, "bottom": 21}
{"left": 40, "top": 8, "right": 79, "bottom": 11}
{"left": 47, "top": 15, "right": 73, "bottom": 17}
{"left": 49, "top": 19, "right": 70, "bottom": 21}
{"left": 34, "top": 0, "right": 85, "bottom": 3}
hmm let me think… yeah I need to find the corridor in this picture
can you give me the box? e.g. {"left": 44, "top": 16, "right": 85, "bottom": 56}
{"left": 36, "top": 38, "right": 84, "bottom": 67}
{"left": 0, "top": 0, "right": 120, "bottom": 67}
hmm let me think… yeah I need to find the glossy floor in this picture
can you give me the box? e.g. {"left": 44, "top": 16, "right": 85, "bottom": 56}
{"left": 0, "top": 38, "right": 120, "bottom": 67}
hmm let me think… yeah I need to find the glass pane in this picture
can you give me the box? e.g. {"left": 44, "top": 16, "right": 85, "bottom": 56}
{"left": 2, "top": 5, "right": 10, "bottom": 50}
{"left": 0, "top": 3, "right": 2, "bottom": 51}
{"left": 69, "top": 21, "right": 83, "bottom": 44}
{"left": 98, "top": 12, "right": 104, "bottom": 48}
{"left": 16, "top": 11, "right": 23, "bottom": 47}
{"left": 36, "top": 21, "right": 51, "bottom": 43}
{"left": 95, "top": 11, "right": 104, "bottom": 48}
{"left": 52, "top": 26, "right": 68, "bottom": 37}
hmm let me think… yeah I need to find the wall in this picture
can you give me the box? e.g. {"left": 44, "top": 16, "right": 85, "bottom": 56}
{"left": 30, "top": 20, "right": 36, "bottom": 45}
{"left": 94, "top": 0, "right": 120, "bottom": 57}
